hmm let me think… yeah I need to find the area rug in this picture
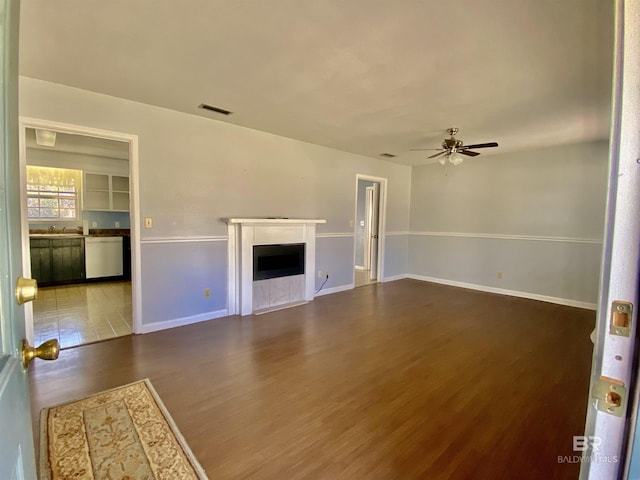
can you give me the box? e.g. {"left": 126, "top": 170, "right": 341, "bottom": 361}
{"left": 40, "top": 379, "right": 208, "bottom": 480}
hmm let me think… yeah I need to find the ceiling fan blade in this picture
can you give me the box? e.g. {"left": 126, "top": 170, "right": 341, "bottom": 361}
{"left": 410, "top": 148, "right": 444, "bottom": 151}
{"left": 427, "top": 151, "right": 448, "bottom": 159}
{"left": 459, "top": 150, "right": 480, "bottom": 157}
{"left": 461, "top": 142, "right": 498, "bottom": 149}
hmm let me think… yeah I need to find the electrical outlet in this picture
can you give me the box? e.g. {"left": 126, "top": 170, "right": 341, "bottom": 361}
{"left": 497, "top": 271, "right": 503, "bottom": 279}
{"left": 325, "top": 272, "right": 329, "bottom": 278}
{"left": 144, "top": 217, "right": 153, "bottom": 229}
{"left": 318, "top": 270, "right": 323, "bottom": 278}
{"left": 204, "top": 288, "right": 211, "bottom": 298}
{"left": 91, "top": 221, "right": 97, "bottom": 228}
{"left": 115, "top": 221, "right": 120, "bottom": 228}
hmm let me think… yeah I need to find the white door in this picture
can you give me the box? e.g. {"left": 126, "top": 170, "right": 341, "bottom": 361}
{"left": 581, "top": 1, "right": 640, "bottom": 478}
{"left": 0, "top": 0, "right": 39, "bottom": 477}
{"left": 364, "top": 186, "right": 374, "bottom": 271}
{"left": 368, "top": 183, "right": 379, "bottom": 281}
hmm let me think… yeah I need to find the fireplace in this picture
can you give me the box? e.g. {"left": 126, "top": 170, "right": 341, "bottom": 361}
{"left": 253, "top": 243, "right": 305, "bottom": 281}
{"left": 224, "top": 218, "right": 326, "bottom": 315}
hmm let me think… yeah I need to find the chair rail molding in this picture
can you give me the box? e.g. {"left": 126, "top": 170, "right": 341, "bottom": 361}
{"left": 140, "top": 235, "right": 227, "bottom": 244}
{"left": 409, "top": 231, "right": 602, "bottom": 244}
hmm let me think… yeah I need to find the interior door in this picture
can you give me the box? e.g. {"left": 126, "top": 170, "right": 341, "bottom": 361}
{"left": 580, "top": 1, "right": 640, "bottom": 478}
{"left": 0, "top": 0, "right": 38, "bottom": 478}
{"left": 364, "top": 186, "right": 373, "bottom": 271}
{"left": 369, "top": 182, "right": 379, "bottom": 281}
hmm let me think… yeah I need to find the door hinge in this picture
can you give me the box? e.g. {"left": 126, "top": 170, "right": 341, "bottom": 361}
{"left": 592, "top": 376, "right": 627, "bottom": 417}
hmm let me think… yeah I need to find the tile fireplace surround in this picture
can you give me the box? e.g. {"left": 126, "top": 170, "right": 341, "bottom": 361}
{"left": 224, "top": 218, "right": 326, "bottom": 315}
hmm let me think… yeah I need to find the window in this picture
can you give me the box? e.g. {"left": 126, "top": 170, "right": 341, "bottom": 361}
{"left": 26, "top": 166, "right": 82, "bottom": 221}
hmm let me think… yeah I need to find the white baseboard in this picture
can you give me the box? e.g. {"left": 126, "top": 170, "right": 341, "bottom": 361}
{"left": 383, "top": 274, "right": 408, "bottom": 282}
{"left": 315, "top": 283, "right": 354, "bottom": 297}
{"left": 139, "top": 308, "right": 228, "bottom": 334}
{"left": 406, "top": 274, "right": 598, "bottom": 310}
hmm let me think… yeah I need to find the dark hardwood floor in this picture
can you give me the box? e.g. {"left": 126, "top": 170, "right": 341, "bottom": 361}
{"left": 30, "top": 279, "right": 595, "bottom": 479}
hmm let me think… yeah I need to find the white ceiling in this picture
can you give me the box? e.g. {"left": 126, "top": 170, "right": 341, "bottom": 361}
{"left": 25, "top": 128, "right": 129, "bottom": 160}
{"left": 18, "top": 0, "right": 614, "bottom": 165}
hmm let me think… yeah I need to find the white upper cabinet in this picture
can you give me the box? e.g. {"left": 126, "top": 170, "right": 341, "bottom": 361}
{"left": 84, "top": 172, "right": 130, "bottom": 211}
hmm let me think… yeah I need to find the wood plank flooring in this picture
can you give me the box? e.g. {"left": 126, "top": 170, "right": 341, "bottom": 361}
{"left": 29, "top": 279, "right": 595, "bottom": 479}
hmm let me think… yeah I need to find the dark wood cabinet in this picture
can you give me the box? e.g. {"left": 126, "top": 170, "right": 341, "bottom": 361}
{"left": 51, "top": 238, "right": 85, "bottom": 284}
{"left": 30, "top": 238, "right": 85, "bottom": 287}
{"left": 29, "top": 238, "right": 53, "bottom": 285}
{"left": 123, "top": 235, "right": 131, "bottom": 280}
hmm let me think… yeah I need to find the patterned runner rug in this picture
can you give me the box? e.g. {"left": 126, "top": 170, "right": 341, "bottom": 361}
{"left": 40, "top": 379, "right": 208, "bottom": 480}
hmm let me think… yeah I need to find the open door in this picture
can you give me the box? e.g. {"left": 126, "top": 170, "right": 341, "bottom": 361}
{"left": 581, "top": 1, "right": 640, "bottom": 478}
{"left": 367, "top": 183, "right": 380, "bottom": 281}
{"left": 0, "top": 0, "right": 41, "bottom": 477}
{"left": 354, "top": 175, "right": 386, "bottom": 288}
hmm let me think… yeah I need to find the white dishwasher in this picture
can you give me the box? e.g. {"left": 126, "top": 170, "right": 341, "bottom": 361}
{"left": 85, "top": 236, "right": 124, "bottom": 279}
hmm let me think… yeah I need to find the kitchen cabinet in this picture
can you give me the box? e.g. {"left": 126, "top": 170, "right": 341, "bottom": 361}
{"left": 122, "top": 235, "right": 131, "bottom": 280}
{"left": 111, "top": 175, "right": 130, "bottom": 211}
{"left": 29, "top": 237, "right": 85, "bottom": 286}
{"left": 84, "top": 172, "right": 130, "bottom": 212}
{"left": 29, "top": 238, "right": 53, "bottom": 285}
{"left": 51, "top": 238, "right": 86, "bottom": 283}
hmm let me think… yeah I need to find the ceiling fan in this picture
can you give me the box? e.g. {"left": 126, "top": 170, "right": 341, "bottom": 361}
{"left": 411, "top": 127, "right": 499, "bottom": 166}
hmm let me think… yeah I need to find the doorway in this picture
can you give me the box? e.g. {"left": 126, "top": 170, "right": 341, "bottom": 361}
{"left": 19, "top": 118, "right": 141, "bottom": 348}
{"left": 354, "top": 175, "right": 385, "bottom": 287}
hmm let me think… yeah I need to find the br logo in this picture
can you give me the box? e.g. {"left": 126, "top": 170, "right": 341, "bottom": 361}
{"left": 573, "top": 436, "right": 602, "bottom": 452}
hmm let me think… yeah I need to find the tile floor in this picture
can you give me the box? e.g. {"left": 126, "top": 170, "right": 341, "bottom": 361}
{"left": 33, "top": 281, "right": 132, "bottom": 349}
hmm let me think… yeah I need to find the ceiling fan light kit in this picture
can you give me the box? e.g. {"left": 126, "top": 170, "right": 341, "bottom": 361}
{"left": 411, "top": 127, "right": 499, "bottom": 166}
{"left": 438, "top": 152, "right": 463, "bottom": 166}
{"left": 449, "top": 152, "right": 464, "bottom": 166}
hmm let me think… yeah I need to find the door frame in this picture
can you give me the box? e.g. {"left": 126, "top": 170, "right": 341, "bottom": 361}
{"left": 581, "top": 0, "right": 640, "bottom": 477}
{"left": 353, "top": 174, "right": 387, "bottom": 284}
{"left": 18, "top": 117, "right": 142, "bottom": 337}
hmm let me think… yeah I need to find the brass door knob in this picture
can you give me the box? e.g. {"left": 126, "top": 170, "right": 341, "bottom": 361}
{"left": 21, "top": 339, "right": 59, "bottom": 368}
{"left": 16, "top": 277, "right": 38, "bottom": 305}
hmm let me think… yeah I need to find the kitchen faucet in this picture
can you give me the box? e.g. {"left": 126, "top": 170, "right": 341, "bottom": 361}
{"left": 48, "top": 225, "right": 56, "bottom": 233}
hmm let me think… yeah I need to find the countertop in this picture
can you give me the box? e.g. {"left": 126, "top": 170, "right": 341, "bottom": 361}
{"left": 29, "top": 228, "right": 131, "bottom": 238}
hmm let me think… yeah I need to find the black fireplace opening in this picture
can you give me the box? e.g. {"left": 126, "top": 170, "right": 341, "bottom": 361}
{"left": 253, "top": 243, "right": 305, "bottom": 281}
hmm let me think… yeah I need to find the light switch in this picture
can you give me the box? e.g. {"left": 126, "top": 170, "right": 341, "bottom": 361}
{"left": 91, "top": 221, "right": 97, "bottom": 228}
{"left": 115, "top": 221, "right": 120, "bottom": 228}
{"left": 144, "top": 217, "right": 153, "bottom": 229}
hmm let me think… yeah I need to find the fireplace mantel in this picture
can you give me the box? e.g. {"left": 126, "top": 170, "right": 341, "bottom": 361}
{"left": 224, "top": 218, "right": 326, "bottom": 315}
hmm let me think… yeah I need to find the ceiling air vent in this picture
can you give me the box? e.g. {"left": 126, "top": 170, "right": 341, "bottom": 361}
{"left": 198, "top": 103, "right": 233, "bottom": 116}
{"left": 379, "top": 153, "right": 396, "bottom": 158}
